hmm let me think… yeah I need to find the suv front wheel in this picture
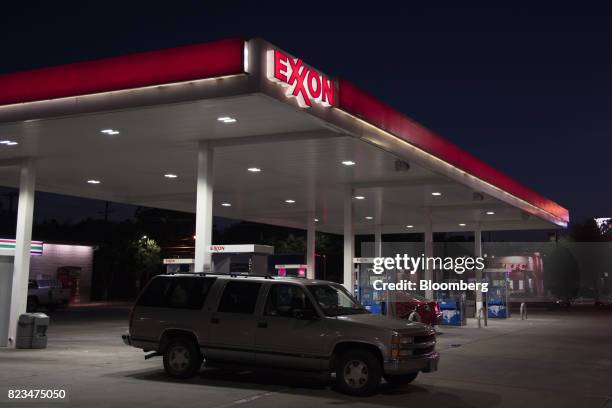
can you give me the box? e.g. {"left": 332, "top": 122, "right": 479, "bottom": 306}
{"left": 162, "top": 337, "right": 202, "bottom": 379}
{"left": 335, "top": 349, "right": 382, "bottom": 396}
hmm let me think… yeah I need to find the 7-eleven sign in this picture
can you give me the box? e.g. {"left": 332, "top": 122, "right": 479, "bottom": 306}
{"left": 0, "top": 238, "right": 43, "bottom": 256}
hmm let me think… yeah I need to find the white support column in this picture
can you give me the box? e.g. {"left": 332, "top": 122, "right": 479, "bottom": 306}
{"left": 343, "top": 186, "right": 354, "bottom": 292}
{"left": 374, "top": 225, "right": 382, "bottom": 258}
{"left": 374, "top": 190, "right": 382, "bottom": 258}
{"left": 195, "top": 141, "right": 214, "bottom": 273}
{"left": 7, "top": 159, "right": 36, "bottom": 347}
{"left": 306, "top": 214, "right": 316, "bottom": 279}
{"left": 424, "top": 208, "right": 434, "bottom": 299}
{"left": 474, "top": 223, "right": 483, "bottom": 312}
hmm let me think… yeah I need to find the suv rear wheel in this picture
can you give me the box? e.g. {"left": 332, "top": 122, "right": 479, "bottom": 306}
{"left": 335, "top": 349, "right": 382, "bottom": 396}
{"left": 384, "top": 372, "right": 418, "bottom": 387}
{"left": 162, "top": 337, "right": 202, "bottom": 379}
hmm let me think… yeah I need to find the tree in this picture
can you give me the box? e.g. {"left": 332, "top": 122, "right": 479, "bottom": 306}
{"left": 132, "top": 236, "right": 162, "bottom": 291}
{"left": 271, "top": 233, "right": 306, "bottom": 254}
{"left": 544, "top": 245, "right": 580, "bottom": 299}
{"left": 568, "top": 218, "right": 602, "bottom": 242}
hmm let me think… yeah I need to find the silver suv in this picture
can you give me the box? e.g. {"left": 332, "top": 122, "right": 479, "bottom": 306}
{"left": 122, "top": 274, "right": 439, "bottom": 396}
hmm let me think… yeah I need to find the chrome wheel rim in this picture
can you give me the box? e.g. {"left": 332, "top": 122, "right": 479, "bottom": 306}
{"left": 169, "top": 346, "right": 190, "bottom": 372}
{"left": 343, "top": 359, "right": 369, "bottom": 388}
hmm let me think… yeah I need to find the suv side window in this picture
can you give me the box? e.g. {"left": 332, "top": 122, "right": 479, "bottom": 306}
{"left": 217, "top": 281, "right": 262, "bottom": 314}
{"left": 137, "top": 277, "right": 215, "bottom": 310}
{"left": 137, "top": 277, "right": 172, "bottom": 307}
{"left": 264, "top": 284, "right": 315, "bottom": 318}
{"left": 166, "top": 277, "right": 215, "bottom": 309}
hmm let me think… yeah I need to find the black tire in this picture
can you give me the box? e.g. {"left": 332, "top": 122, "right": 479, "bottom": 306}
{"left": 162, "top": 337, "right": 202, "bottom": 379}
{"left": 335, "top": 349, "right": 382, "bottom": 396}
{"left": 384, "top": 372, "right": 419, "bottom": 387}
{"left": 26, "top": 297, "right": 38, "bottom": 313}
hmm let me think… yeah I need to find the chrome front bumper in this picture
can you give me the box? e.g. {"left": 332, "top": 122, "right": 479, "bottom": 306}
{"left": 384, "top": 351, "right": 439, "bottom": 374}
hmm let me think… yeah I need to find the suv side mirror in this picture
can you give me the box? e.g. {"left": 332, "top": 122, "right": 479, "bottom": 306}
{"left": 293, "top": 308, "right": 318, "bottom": 320}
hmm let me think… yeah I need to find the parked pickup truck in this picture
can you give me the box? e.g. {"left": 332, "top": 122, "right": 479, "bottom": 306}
{"left": 122, "top": 274, "right": 439, "bottom": 396}
{"left": 27, "top": 279, "right": 70, "bottom": 312}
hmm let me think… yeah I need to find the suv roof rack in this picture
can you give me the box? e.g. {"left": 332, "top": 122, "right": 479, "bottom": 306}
{"left": 163, "top": 272, "right": 276, "bottom": 279}
{"left": 228, "top": 272, "right": 275, "bottom": 279}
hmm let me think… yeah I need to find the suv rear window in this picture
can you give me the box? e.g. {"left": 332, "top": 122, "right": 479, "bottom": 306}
{"left": 137, "top": 276, "right": 216, "bottom": 310}
{"left": 217, "top": 281, "right": 262, "bottom": 314}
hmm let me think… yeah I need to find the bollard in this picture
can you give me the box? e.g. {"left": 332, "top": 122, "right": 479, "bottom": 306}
{"left": 520, "top": 302, "right": 528, "bottom": 320}
{"left": 477, "top": 307, "right": 488, "bottom": 328}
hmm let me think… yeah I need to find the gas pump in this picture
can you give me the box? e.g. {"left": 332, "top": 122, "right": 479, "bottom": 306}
{"left": 354, "top": 258, "right": 384, "bottom": 314}
{"left": 163, "top": 244, "right": 274, "bottom": 275}
{"left": 163, "top": 258, "right": 195, "bottom": 274}
{"left": 210, "top": 244, "right": 273, "bottom": 275}
{"left": 484, "top": 267, "right": 509, "bottom": 318}
{"left": 274, "top": 264, "right": 307, "bottom": 278}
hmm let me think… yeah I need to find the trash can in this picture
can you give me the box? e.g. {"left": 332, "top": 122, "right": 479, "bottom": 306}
{"left": 16, "top": 313, "right": 49, "bottom": 349}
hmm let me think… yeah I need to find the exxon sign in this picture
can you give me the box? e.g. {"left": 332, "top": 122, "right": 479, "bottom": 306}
{"left": 266, "top": 49, "right": 334, "bottom": 108}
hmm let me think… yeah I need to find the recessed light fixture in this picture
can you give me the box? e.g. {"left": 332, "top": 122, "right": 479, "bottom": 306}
{"left": 247, "top": 167, "right": 261, "bottom": 172}
{"left": 486, "top": 211, "right": 495, "bottom": 215}
{"left": 406, "top": 225, "right": 414, "bottom": 228}
{"left": 365, "top": 216, "right": 373, "bottom": 220}
{"left": 285, "top": 199, "right": 296, "bottom": 204}
{"left": 217, "top": 116, "right": 237, "bottom": 123}
{"left": 431, "top": 192, "right": 442, "bottom": 196}
{"left": 314, "top": 218, "right": 319, "bottom": 222}
{"left": 164, "top": 174, "right": 178, "bottom": 179}
{"left": 354, "top": 195, "right": 365, "bottom": 200}
{"left": 100, "top": 129, "right": 120, "bottom": 135}
{"left": 341, "top": 160, "right": 356, "bottom": 166}
{"left": 458, "top": 223, "right": 466, "bottom": 227}
{"left": 0, "top": 140, "right": 18, "bottom": 146}
{"left": 87, "top": 180, "right": 101, "bottom": 184}
{"left": 221, "top": 202, "right": 232, "bottom": 207}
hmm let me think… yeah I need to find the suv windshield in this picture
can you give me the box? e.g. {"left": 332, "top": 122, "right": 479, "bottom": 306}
{"left": 306, "top": 284, "right": 369, "bottom": 317}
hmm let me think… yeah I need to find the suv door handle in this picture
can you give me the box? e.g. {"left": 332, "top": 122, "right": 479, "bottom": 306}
{"left": 257, "top": 322, "right": 268, "bottom": 328}
{"left": 211, "top": 317, "right": 220, "bottom": 324}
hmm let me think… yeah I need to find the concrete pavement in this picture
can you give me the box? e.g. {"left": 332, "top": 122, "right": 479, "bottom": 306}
{"left": 1, "top": 304, "right": 611, "bottom": 407}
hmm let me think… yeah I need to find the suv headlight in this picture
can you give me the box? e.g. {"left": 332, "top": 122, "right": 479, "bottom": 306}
{"left": 391, "top": 334, "right": 414, "bottom": 359}
{"left": 391, "top": 334, "right": 414, "bottom": 345}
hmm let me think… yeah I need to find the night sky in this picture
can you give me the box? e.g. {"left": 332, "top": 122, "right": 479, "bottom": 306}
{"left": 1, "top": 3, "right": 609, "bottom": 224}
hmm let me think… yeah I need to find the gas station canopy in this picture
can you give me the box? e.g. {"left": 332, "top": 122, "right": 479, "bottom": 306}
{"left": 0, "top": 38, "right": 568, "bottom": 233}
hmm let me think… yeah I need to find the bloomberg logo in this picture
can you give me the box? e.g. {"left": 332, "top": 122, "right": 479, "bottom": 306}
{"left": 266, "top": 49, "right": 334, "bottom": 108}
